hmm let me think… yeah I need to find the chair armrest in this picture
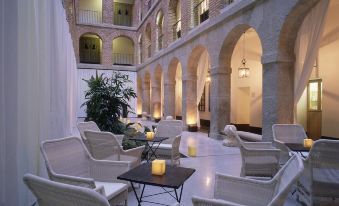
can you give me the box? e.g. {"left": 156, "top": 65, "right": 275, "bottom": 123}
{"left": 242, "top": 147, "right": 280, "bottom": 158}
{"left": 243, "top": 142, "right": 274, "bottom": 149}
{"left": 114, "top": 134, "right": 124, "bottom": 146}
{"left": 122, "top": 146, "right": 145, "bottom": 158}
{"left": 214, "top": 173, "right": 275, "bottom": 205}
{"left": 273, "top": 140, "right": 291, "bottom": 152}
{"left": 192, "top": 196, "right": 243, "bottom": 206}
{"left": 89, "top": 159, "right": 131, "bottom": 182}
{"left": 49, "top": 172, "right": 96, "bottom": 189}
{"left": 94, "top": 185, "right": 106, "bottom": 196}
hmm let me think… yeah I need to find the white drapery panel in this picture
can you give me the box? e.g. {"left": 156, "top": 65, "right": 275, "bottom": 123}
{"left": 0, "top": 0, "right": 77, "bottom": 205}
{"left": 294, "top": 0, "right": 329, "bottom": 116}
{"left": 196, "top": 50, "right": 210, "bottom": 127}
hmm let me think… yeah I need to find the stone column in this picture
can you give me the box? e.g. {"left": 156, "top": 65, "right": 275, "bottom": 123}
{"left": 102, "top": 38, "right": 112, "bottom": 66}
{"left": 163, "top": 80, "right": 176, "bottom": 118}
{"left": 262, "top": 57, "right": 294, "bottom": 141}
{"left": 142, "top": 80, "right": 151, "bottom": 115}
{"left": 151, "top": 83, "right": 161, "bottom": 119}
{"left": 209, "top": 66, "right": 231, "bottom": 139}
{"left": 182, "top": 74, "right": 197, "bottom": 126}
{"left": 102, "top": 0, "right": 113, "bottom": 24}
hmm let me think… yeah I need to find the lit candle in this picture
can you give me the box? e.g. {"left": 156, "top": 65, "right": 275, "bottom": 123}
{"left": 304, "top": 138, "right": 313, "bottom": 148}
{"left": 152, "top": 159, "right": 166, "bottom": 175}
{"left": 146, "top": 132, "right": 154, "bottom": 140}
{"left": 188, "top": 145, "right": 197, "bottom": 157}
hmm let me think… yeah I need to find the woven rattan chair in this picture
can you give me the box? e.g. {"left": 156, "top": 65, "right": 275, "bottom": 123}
{"left": 272, "top": 124, "right": 307, "bottom": 164}
{"left": 40, "top": 137, "right": 129, "bottom": 206}
{"left": 23, "top": 174, "right": 110, "bottom": 206}
{"left": 229, "top": 126, "right": 280, "bottom": 177}
{"left": 84, "top": 130, "right": 144, "bottom": 168}
{"left": 192, "top": 154, "right": 304, "bottom": 206}
{"left": 171, "top": 135, "right": 181, "bottom": 166}
{"left": 77, "top": 121, "right": 124, "bottom": 147}
{"left": 298, "top": 140, "right": 339, "bottom": 205}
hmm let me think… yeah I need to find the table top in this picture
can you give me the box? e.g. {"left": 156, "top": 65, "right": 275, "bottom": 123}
{"left": 285, "top": 143, "right": 310, "bottom": 152}
{"left": 117, "top": 163, "right": 196, "bottom": 189}
{"left": 129, "top": 133, "right": 169, "bottom": 142}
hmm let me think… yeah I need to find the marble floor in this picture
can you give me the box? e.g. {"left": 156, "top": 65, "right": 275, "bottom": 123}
{"left": 126, "top": 131, "right": 300, "bottom": 206}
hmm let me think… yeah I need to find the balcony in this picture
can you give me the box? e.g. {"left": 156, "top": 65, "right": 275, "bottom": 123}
{"left": 193, "top": 0, "right": 209, "bottom": 26}
{"left": 114, "top": 14, "right": 132, "bottom": 27}
{"left": 172, "top": 20, "right": 182, "bottom": 41}
{"left": 112, "top": 53, "right": 134, "bottom": 66}
{"left": 78, "top": 9, "right": 102, "bottom": 24}
{"left": 113, "top": 2, "right": 133, "bottom": 27}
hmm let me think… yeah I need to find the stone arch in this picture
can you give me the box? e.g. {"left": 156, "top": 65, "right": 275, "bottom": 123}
{"left": 168, "top": 0, "right": 181, "bottom": 42}
{"left": 137, "top": 75, "right": 143, "bottom": 115}
{"left": 166, "top": 57, "right": 183, "bottom": 118}
{"left": 142, "top": 70, "right": 151, "bottom": 115}
{"left": 112, "top": 35, "right": 135, "bottom": 65}
{"left": 79, "top": 33, "right": 103, "bottom": 64}
{"left": 152, "top": 64, "right": 163, "bottom": 119}
{"left": 138, "top": 34, "right": 143, "bottom": 64}
{"left": 155, "top": 10, "right": 165, "bottom": 51}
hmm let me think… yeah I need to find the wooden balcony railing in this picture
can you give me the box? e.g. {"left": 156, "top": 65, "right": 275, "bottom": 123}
{"left": 112, "top": 53, "right": 134, "bottom": 66}
{"left": 78, "top": 9, "right": 102, "bottom": 24}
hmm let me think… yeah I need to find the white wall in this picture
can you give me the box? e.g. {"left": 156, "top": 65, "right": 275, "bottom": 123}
{"left": 77, "top": 69, "right": 137, "bottom": 118}
{"left": 230, "top": 30, "right": 262, "bottom": 127}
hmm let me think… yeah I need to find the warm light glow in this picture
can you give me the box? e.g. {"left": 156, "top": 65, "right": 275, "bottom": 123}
{"left": 206, "top": 76, "right": 211, "bottom": 82}
{"left": 146, "top": 132, "right": 155, "bottom": 140}
{"left": 238, "top": 66, "right": 250, "bottom": 78}
{"left": 188, "top": 145, "right": 197, "bottom": 157}
{"left": 152, "top": 159, "right": 166, "bottom": 175}
{"left": 186, "top": 116, "right": 196, "bottom": 125}
{"left": 206, "top": 177, "right": 211, "bottom": 186}
{"left": 304, "top": 138, "right": 313, "bottom": 148}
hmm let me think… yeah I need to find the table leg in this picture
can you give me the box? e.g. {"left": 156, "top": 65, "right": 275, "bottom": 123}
{"left": 174, "top": 184, "right": 184, "bottom": 202}
{"left": 130, "top": 181, "right": 143, "bottom": 206}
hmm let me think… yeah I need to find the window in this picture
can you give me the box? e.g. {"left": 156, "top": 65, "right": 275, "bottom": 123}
{"left": 194, "top": 0, "right": 209, "bottom": 26}
{"left": 114, "top": 2, "right": 132, "bottom": 26}
{"left": 198, "top": 85, "right": 206, "bottom": 111}
{"left": 307, "top": 79, "right": 322, "bottom": 111}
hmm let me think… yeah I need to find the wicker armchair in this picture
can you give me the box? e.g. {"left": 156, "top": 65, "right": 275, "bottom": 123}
{"left": 229, "top": 127, "right": 280, "bottom": 177}
{"left": 23, "top": 174, "right": 110, "bottom": 206}
{"left": 192, "top": 154, "right": 304, "bottom": 206}
{"left": 40, "top": 137, "right": 129, "bottom": 206}
{"left": 272, "top": 124, "right": 307, "bottom": 164}
{"left": 298, "top": 139, "right": 339, "bottom": 205}
{"left": 77, "top": 121, "right": 124, "bottom": 147}
{"left": 171, "top": 135, "right": 182, "bottom": 166}
{"left": 84, "top": 130, "right": 144, "bottom": 168}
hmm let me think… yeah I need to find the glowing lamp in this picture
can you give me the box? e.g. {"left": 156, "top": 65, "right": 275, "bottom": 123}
{"left": 188, "top": 145, "right": 197, "bottom": 157}
{"left": 303, "top": 138, "right": 313, "bottom": 148}
{"left": 146, "top": 132, "right": 155, "bottom": 140}
{"left": 152, "top": 159, "right": 166, "bottom": 176}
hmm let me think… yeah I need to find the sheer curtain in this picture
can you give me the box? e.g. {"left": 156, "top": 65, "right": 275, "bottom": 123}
{"left": 0, "top": 0, "right": 77, "bottom": 205}
{"left": 294, "top": 0, "right": 329, "bottom": 119}
{"left": 196, "top": 50, "right": 209, "bottom": 127}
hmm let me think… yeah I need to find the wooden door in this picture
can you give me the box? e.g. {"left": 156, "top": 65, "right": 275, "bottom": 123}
{"left": 307, "top": 79, "right": 322, "bottom": 140}
{"left": 80, "top": 37, "right": 100, "bottom": 64}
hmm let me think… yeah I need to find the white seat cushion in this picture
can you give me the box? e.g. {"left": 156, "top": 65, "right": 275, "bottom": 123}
{"left": 95, "top": 181, "right": 128, "bottom": 200}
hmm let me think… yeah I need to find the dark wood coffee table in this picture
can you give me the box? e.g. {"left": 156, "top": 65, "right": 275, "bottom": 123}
{"left": 285, "top": 143, "right": 310, "bottom": 158}
{"left": 130, "top": 134, "right": 169, "bottom": 162}
{"left": 117, "top": 163, "right": 195, "bottom": 206}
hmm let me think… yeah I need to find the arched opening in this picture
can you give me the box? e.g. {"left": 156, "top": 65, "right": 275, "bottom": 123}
{"left": 230, "top": 28, "right": 263, "bottom": 133}
{"left": 112, "top": 36, "right": 134, "bottom": 66}
{"left": 138, "top": 34, "right": 143, "bottom": 64}
{"left": 192, "top": 0, "right": 209, "bottom": 27}
{"left": 113, "top": 0, "right": 133, "bottom": 26}
{"left": 78, "top": 0, "right": 102, "bottom": 24}
{"left": 143, "top": 71, "right": 151, "bottom": 115}
{"left": 294, "top": 0, "right": 339, "bottom": 140}
{"left": 187, "top": 45, "right": 211, "bottom": 128}
{"left": 152, "top": 65, "right": 163, "bottom": 120}
{"left": 156, "top": 10, "right": 164, "bottom": 51}
{"left": 169, "top": 0, "right": 182, "bottom": 42}
{"left": 145, "top": 23, "right": 152, "bottom": 58}
{"left": 168, "top": 58, "right": 183, "bottom": 119}
{"left": 79, "top": 33, "right": 102, "bottom": 64}
{"left": 137, "top": 76, "right": 143, "bottom": 116}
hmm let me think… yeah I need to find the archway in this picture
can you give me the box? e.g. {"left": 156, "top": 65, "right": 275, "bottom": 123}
{"left": 168, "top": 0, "right": 181, "bottom": 41}
{"left": 145, "top": 23, "right": 152, "bottom": 58}
{"left": 112, "top": 36, "right": 134, "bottom": 65}
{"left": 186, "top": 45, "right": 211, "bottom": 128}
{"left": 142, "top": 71, "right": 151, "bottom": 115}
{"left": 156, "top": 10, "right": 164, "bottom": 51}
{"left": 152, "top": 65, "right": 163, "bottom": 120}
{"left": 137, "top": 75, "right": 143, "bottom": 116}
{"left": 167, "top": 57, "right": 182, "bottom": 119}
{"left": 79, "top": 33, "right": 102, "bottom": 64}
{"left": 138, "top": 34, "right": 143, "bottom": 64}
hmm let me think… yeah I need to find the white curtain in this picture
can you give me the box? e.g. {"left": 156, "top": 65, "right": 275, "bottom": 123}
{"left": 0, "top": 0, "right": 77, "bottom": 205}
{"left": 294, "top": 0, "right": 329, "bottom": 116}
{"left": 196, "top": 50, "right": 210, "bottom": 127}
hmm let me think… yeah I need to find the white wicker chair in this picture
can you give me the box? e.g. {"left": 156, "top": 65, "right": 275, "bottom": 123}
{"left": 77, "top": 121, "right": 124, "bottom": 147}
{"left": 229, "top": 127, "right": 280, "bottom": 177}
{"left": 298, "top": 139, "right": 339, "bottom": 205}
{"left": 40, "top": 137, "right": 129, "bottom": 206}
{"left": 152, "top": 120, "right": 183, "bottom": 158}
{"left": 23, "top": 174, "right": 110, "bottom": 206}
{"left": 272, "top": 124, "right": 307, "bottom": 164}
{"left": 192, "top": 154, "right": 304, "bottom": 206}
{"left": 171, "top": 135, "right": 182, "bottom": 166}
{"left": 84, "top": 130, "right": 144, "bottom": 168}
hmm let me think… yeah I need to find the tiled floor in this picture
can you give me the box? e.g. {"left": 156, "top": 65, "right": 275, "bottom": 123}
{"left": 126, "top": 131, "right": 300, "bottom": 206}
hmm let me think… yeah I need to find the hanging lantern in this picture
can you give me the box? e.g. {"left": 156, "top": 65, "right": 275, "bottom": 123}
{"left": 238, "top": 32, "right": 250, "bottom": 78}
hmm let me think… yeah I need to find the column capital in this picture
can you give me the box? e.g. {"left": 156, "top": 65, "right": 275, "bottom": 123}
{"left": 210, "top": 65, "right": 232, "bottom": 76}
{"left": 261, "top": 51, "right": 295, "bottom": 65}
